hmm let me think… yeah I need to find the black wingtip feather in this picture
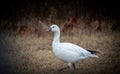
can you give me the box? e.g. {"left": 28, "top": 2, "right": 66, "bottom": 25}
{"left": 87, "top": 49, "right": 99, "bottom": 54}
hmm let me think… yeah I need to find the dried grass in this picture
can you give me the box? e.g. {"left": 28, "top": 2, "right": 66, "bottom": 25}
{"left": 0, "top": 31, "right": 120, "bottom": 74}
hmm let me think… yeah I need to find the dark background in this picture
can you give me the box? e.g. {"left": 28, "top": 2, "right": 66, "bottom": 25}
{"left": 0, "top": 0, "right": 120, "bottom": 20}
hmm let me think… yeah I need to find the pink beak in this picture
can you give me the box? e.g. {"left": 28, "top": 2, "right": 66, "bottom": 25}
{"left": 47, "top": 28, "right": 51, "bottom": 32}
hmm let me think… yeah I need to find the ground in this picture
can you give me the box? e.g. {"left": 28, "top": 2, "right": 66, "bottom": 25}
{"left": 0, "top": 31, "right": 120, "bottom": 74}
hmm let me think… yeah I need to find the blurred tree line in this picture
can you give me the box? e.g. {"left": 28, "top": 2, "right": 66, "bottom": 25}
{"left": 0, "top": 0, "right": 120, "bottom": 34}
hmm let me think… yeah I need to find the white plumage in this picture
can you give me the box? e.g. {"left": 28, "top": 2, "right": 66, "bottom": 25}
{"left": 48, "top": 24, "right": 99, "bottom": 70}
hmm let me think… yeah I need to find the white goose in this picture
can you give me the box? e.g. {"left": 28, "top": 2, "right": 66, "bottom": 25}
{"left": 48, "top": 24, "right": 99, "bottom": 70}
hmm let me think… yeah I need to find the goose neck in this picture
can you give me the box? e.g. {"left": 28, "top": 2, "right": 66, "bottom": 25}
{"left": 53, "top": 31, "right": 60, "bottom": 43}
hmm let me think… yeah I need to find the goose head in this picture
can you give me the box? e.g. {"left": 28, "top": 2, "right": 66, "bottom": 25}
{"left": 48, "top": 24, "right": 60, "bottom": 32}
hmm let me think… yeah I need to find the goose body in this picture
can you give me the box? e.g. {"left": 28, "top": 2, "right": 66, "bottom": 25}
{"left": 48, "top": 24, "right": 99, "bottom": 70}
{"left": 53, "top": 42, "right": 98, "bottom": 63}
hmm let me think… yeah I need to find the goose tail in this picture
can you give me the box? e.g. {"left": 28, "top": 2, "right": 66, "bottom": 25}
{"left": 90, "top": 54, "right": 99, "bottom": 58}
{"left": 87, "top": 49, "right": 99, "bottom": 58}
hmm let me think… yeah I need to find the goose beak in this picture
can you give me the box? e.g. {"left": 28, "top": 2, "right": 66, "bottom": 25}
{"left": 47, "top": 28, "right": 51, "bottom": 32}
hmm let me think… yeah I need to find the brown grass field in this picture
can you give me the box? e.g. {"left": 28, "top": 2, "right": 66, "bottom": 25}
{"left": 0, "top": 30, "right": 120, "bottom": 74}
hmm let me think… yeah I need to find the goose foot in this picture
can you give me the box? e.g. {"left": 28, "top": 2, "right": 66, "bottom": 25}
{"left": 57, "top": 66, "right": 69, "bottom": 71}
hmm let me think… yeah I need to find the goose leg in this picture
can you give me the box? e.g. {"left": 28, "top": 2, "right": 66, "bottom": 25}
{"left": 73, "top": 63, "right": 76, "bottom": 70}
{"left": 57, "top": 63, "right": 76, "bottom": 71}
{"left": 68, "top": 63, "right": 76, "bottom": 70}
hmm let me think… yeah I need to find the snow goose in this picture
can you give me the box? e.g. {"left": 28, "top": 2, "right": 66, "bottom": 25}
{"left": 48, "top": 24, "right": 99, "bottom": 70}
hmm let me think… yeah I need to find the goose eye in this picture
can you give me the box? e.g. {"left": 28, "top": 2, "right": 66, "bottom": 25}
{"left": 52, "top": 26, "right": 54, "bottom": 28}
